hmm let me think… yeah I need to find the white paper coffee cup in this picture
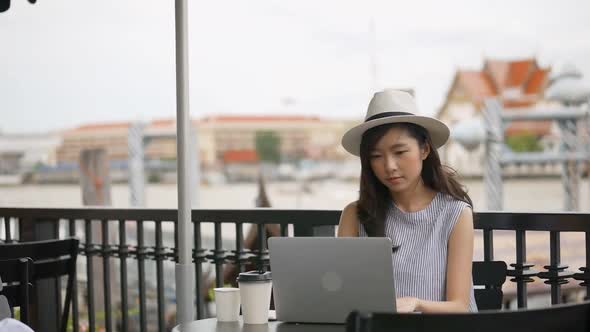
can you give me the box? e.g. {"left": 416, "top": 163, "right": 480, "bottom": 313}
{"left": 237, "top": 271, "right": 272, "bottom": 324}
{"left": 214, "top": 287, "right": 241, "bottom": 322}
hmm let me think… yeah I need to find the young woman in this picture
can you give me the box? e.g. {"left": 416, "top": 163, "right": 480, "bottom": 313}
{"left": 338, "top": 89, "right": 477, "bottom": 313}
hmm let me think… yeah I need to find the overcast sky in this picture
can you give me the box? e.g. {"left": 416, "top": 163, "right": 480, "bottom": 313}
{"left": 2, "top": 0, "right": 590, "bottom": 133}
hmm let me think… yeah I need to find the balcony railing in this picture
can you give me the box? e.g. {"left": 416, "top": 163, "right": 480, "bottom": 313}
{"left": 1, "top": 207, "right": 589, "bottom": 332}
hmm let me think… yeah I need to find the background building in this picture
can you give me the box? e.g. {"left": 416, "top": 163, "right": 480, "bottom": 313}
{"left": 0, "top": 133, "right": 62, "bottom": 183}
{"left": 51, "top": 115, "right": 358, "bottom": 182}
{"left": 437, "top": 58, "right": 560, "bottom": 176}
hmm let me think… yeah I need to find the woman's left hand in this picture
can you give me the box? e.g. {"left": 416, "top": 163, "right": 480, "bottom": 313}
{"left": 396, "top": 297, "right": 420, "bottom": 313}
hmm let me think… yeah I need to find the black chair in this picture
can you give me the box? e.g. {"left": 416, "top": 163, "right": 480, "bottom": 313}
{"left": 472, "top": 261, "right": 507, "bottom": 310}
{"left": 0, "top": 258, "right": 34, "bottom": 323}
{"left": 346, "top": 300, "right": 590, "bottom": 332}
{"left": 0, "top": 238, "right": 79, "bottom": 332}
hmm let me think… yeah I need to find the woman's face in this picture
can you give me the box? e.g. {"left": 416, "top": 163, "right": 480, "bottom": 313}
{"left": 368, "top": 127, "right": 430, "bottom": 195}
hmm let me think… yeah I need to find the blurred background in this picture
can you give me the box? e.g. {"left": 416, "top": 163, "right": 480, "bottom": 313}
{"left": 1, "top": 0, "right": 589, "bottom": 211}
{"left": 3, "top": 1, "right": 590, "bottom": 330}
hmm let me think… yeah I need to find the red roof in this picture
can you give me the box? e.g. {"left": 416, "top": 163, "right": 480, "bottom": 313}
{"left": 483, "top": 60, "right": 509, "bottom": 90}
{"left": 202, "top": 115, "right": 320, "bottom": 123}
{"left": 441, "top": 58, "right": 553, "bottom": 137}
{"left": 457, "top": 59, "right": 550, "bottom": 105}
{"left": 457, "top": 71, "right": 496, "bottom": 101}
{"left": 524, "top": 68, "right": 550, "bottom": 95}
{"left": 62, "top": 115, "right": 324, "bottom": 135}
{"left": 223, "top": 150, "right": 259, "bottom": 164}
{"left": 151, "top": 119, "right": 176, "bottom": 127}
{"left": 72, "top": 122, "right": 130, "bottom": 132}
{"left": 506, "top": 60, "right": 536, "bottom": 87}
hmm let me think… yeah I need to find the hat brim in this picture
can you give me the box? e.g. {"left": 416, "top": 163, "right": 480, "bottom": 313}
{"left": 341, "top": 115, "right": 450, "bottom": 156}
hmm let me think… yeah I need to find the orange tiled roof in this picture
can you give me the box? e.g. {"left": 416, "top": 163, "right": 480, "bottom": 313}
{"left": 483, "top": 60, "right": 509, "bottom": 90}
{"left": 150, "top": 119, "right": 176, "bottom": 127}
{"left": 203, "top": 115, "right": 320, "bottom": 123}
{"left": 440, "top": 58, "right": 553, "bottom": 136}
{"left": 71, "top": 122, "right": 131, "bottom": 132}
{"left": 457, "top": 71, "right": 496, "bottom": 101}
{"left": 506, "top": 59, "right": 537, "bottom": 87}
{"left": 223, "top": 150, "right": 259, "bottom": 164}
{"left": 454, "top": 58, "right": 550, "bottom": 102}
{"left": 484, "top": 58, "right": 537, "bottom": 89}
{"left": 503, "top": 99, "right": 537, "bottom": 108}
{"left": 71, "top": 119, "right": 180, "bottom": 133}
{"left": 524, "top": 68, "right": 550, "bottom": 95}
{"left": 63, "top": 115, "right": 321, "bottom": 134}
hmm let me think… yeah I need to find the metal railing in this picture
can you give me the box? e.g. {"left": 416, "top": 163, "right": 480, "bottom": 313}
{"left": 0, "top": 207, "right": 589, "bottom": 332}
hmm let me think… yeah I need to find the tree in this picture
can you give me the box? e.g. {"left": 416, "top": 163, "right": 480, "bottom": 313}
{"left": 506, "top": 133, "right": 544, "bottom": 153}
{"left": 255, "top": 131, "right": 281, "bottom": 163}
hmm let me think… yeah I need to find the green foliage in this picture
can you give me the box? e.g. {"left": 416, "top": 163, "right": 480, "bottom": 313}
{"left": 255, "top": 131, "right": 281, "bottom": 163}
{"left": 147, "top": 173, "right": 162, "bottom": 183}
{"left": 506, "top": 133, "right": 543, "bottom": 153}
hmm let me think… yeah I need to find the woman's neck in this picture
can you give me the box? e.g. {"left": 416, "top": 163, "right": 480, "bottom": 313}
{"left": 390, "top": 181, "right": 436, "bottom": 213}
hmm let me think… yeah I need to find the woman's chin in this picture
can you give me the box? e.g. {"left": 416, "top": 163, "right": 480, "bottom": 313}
{"left": 385, "top": 183, "right": 406, "bottom": 193}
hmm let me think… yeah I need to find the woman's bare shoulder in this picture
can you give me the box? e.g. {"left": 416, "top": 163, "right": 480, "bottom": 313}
{"left": 343, "top": 201, "right": 358, "bottom": 213}
{"left": 338, "top": 201, "right": 360, "bottom": 237}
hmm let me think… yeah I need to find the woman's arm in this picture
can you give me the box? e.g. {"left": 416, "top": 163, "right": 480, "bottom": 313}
{"left": 337, "top": 202, "right": 360, "bottom": 237}
{"left": 397, "top": 207, "right": 474, "bottom": 313}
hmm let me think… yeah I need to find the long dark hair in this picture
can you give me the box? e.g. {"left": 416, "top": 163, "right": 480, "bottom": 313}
{"left": 357, "top": 122, "right": 472, "bottom": 237}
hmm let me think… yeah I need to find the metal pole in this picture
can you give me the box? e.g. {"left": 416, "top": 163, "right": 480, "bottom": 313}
{"left": 572, "top": 117, "right": 581, "bottom": 211}
{"left": 190, "top": 126, "right": 200, "bottom": 207}
{"left": 501, "top": 108, "right": 587, "bottom": 121}
{"left": 586, "top": 104, "right": 590, "bottom": 213}
{"left": 483, "top": 99, "right": 503, "bottom": 210}
{"left": 128, "top": 122, "right": 146, "bottom": 207}
{"left": 175, "top": 0, "right": 195, "bottom": 325}
{"left": 558, "top": 118, "right": 579, "bottom": 211}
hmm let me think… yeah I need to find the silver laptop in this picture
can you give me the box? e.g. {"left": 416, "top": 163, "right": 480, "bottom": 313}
{"left": 268, "top": 237, "right": 396, "bottom": 324}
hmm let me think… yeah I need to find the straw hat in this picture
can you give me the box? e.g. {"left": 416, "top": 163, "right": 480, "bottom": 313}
{"left": 341, "top": 89, "right": 450, "bottom": 156}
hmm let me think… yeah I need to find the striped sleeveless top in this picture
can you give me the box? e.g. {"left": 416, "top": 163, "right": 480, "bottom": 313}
{"left": 359, "top": 192, "right": 478, "bottom": 312}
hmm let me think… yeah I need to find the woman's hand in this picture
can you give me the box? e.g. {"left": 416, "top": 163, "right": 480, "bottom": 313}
{"left": 396, "top": 297, "right": 421, "bottom": 313}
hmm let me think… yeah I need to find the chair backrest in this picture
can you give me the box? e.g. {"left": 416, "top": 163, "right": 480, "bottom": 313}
{"left": 0, "top": 238, "right": 79, "bottom": 332}
{"left": 0, "top": 258, "right": 34, "bottom": 324}
{"left": 472, "top": 261, "right": 507, "bottom": 310}
{"left": 346, "top": 301, "right": 590, "bottom": 332}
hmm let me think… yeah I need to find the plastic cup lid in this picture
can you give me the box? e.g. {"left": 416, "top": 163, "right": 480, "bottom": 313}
{"left": 237, "top": 270, "right": 272, "bottom": 282}
{"left": 214, "top": 287, "right": 239, "bottom": 292}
